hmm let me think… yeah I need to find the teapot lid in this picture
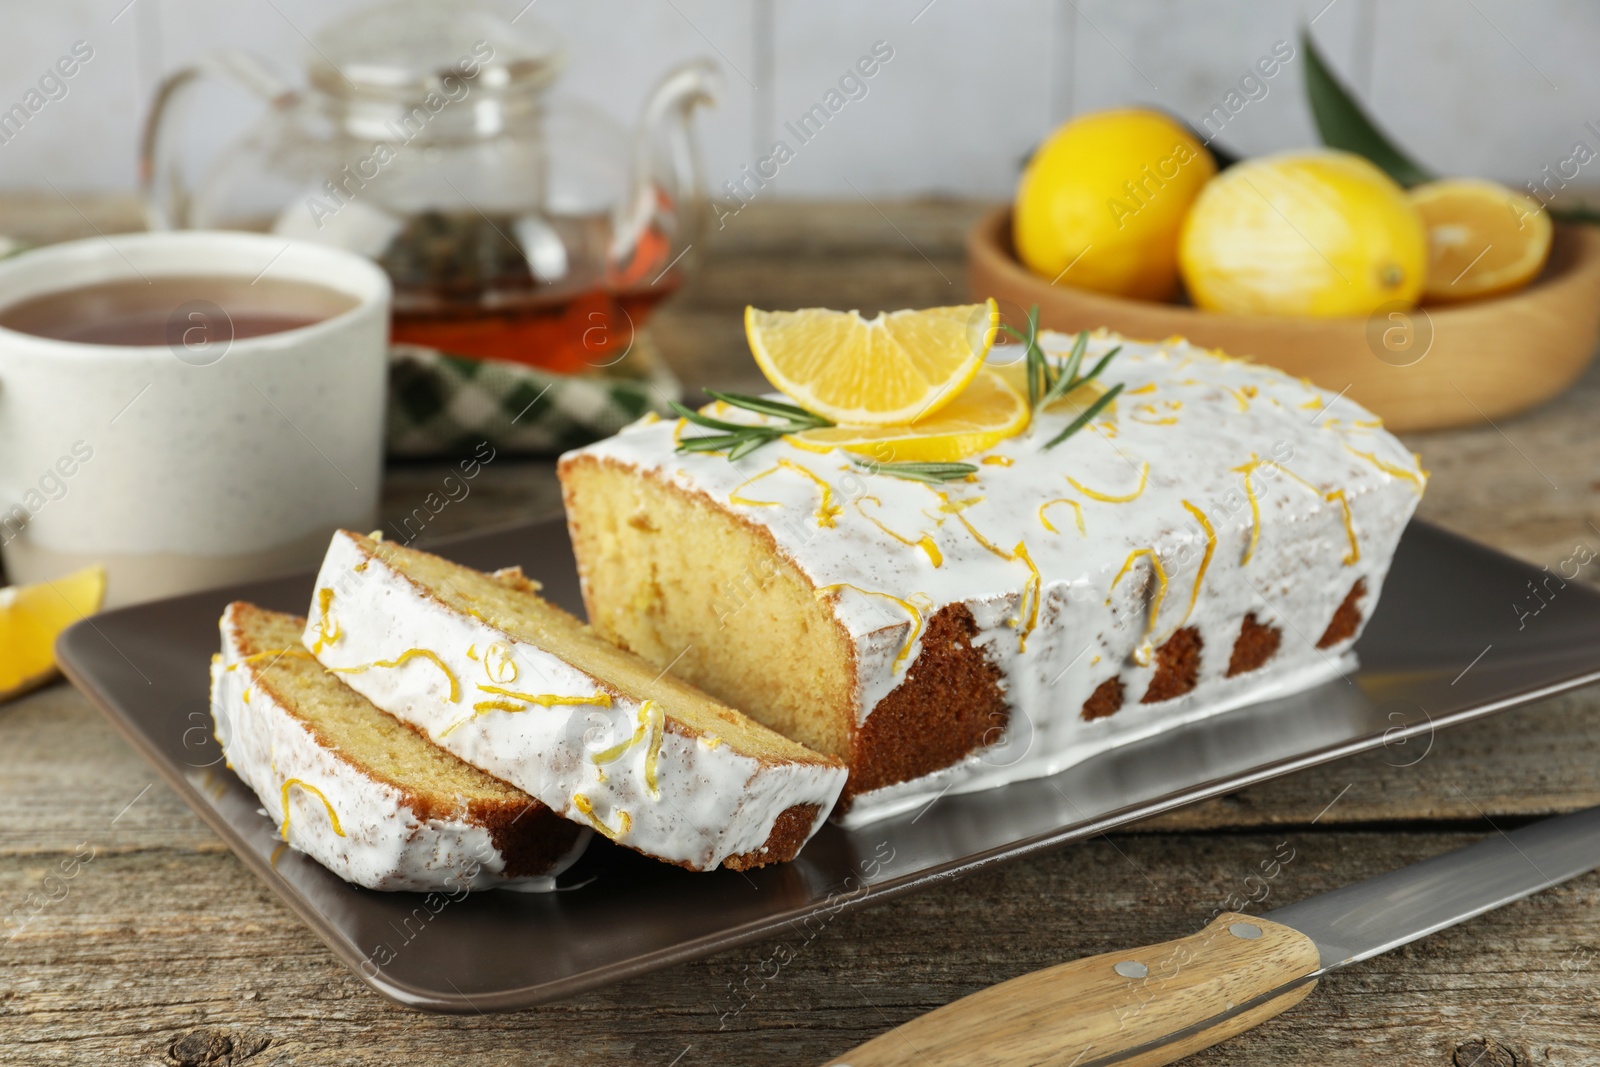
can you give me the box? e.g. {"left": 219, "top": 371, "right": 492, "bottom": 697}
{"left": 308, "top": 0, "right": 564, "bottom": 100}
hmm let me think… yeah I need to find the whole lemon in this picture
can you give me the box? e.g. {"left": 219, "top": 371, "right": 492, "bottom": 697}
{"left": 1179, "top": 150, "right": 1426, "bottom": 318}
{"left": 1014, "top": 108, "right": 1216, "bottom": 301}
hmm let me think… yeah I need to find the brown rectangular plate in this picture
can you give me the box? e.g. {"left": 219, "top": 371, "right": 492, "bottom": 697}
{"left": 56, "top": 518, "right": 1600, "bottom": 1012}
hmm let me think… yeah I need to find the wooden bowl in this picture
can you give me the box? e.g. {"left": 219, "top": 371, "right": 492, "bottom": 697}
{"left": 968, "top": 207, "right": 1600, "bottom": 432}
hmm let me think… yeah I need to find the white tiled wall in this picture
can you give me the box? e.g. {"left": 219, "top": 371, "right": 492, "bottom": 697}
{"left": 1, "top": 0, "right": 1596, "bottom": 203}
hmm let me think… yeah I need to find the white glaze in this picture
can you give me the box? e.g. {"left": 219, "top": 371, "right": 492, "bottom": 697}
{"left": 304, "top": 531, "right": 848, "bottom": 871}
{"left": 571, "top": 330, "right": 1427, "bottom": 826}
{"left": 210, "top": 604, "right": 587, "bottom": 892}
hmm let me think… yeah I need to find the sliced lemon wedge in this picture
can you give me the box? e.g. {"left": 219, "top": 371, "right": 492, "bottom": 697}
{"left": 1410, "top": 178, "right": 1552, "bottom": 304}
{"left": 745, "top": 300, "right": 999, "bottom": 426}
{"left": 0, "top": 564, "right": 105, "bottom": 702}
{"left": 787, "top": 368, "right": 1028, "bottom": 463}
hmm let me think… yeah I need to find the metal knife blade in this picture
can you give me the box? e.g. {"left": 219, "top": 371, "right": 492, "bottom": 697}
{"left": 1268, "top": 803, "right": 1600, "bottom": 973}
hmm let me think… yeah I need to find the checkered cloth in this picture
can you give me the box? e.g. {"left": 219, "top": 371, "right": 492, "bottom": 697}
{"left": 385, "top": 341, "right": 682, "bottom": 458}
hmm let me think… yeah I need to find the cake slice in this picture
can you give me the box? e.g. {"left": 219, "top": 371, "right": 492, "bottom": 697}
{"left": 302, "top": 531, "right": 847, "bottom": 871}
{"left": 558, "top": 329, "right": 1428, "bottom": 824}
{"left": 211, "top": 602, "right": 587, "bottom": 892}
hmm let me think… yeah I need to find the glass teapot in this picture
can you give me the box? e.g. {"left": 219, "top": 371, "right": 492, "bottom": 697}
{"left": 140, "top": 0, "right": 719, "bottom": 374}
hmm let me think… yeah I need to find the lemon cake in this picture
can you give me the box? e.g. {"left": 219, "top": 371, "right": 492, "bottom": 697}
{"left": 558, "top": 330, "right": 1428, "bottom": 824}
{"left": 211, "top": 602, "right": 587, "bottom": 891}
{"left": 302, "top": 531, "right": 848, "bottom": 871}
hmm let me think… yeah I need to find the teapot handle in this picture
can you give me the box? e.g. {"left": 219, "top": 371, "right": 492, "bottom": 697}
{"left": 611, "top": 59, "right": 722, "bottom": 286}
{"left": 139, "top": 50, "right": 300, "bottom": 231}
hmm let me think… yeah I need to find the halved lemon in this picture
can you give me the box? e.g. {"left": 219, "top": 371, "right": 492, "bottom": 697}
{"left": 745, "top": 300, "right": 999, "bottom": 426}
{"left": 0, "top": 564, "right": 105, "bottom": 702}
{"left": 787, "top": 368, "right": 1028, "bottom": 462}
{"left": 1410, "top": 178, "right": 1552, "bottom": 304}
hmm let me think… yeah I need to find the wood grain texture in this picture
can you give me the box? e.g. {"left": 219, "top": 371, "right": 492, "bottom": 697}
{"left": 824, "top": 913, "right": 1321, "bottom": 1066}
{"left": 3, "top": 197, "right": 1600, "bottom": 1066}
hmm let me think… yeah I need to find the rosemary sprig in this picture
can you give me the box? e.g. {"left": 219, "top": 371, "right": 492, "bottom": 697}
{"left": 672, "top": 390, "right": 832, "bottom": 459}
{"left": 1000, "top": 308, "right": 1125, "bottom": 450}
{"left": 850, "top": 458, "right": 978, "bottom": 484}
{"left": 1041, "top": 382, "right": 1124, "bottom": 450}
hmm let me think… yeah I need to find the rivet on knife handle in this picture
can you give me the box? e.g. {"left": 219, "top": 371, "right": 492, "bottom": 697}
{"left": 821, "top": 912, "right": 1320, "bottom": 1067}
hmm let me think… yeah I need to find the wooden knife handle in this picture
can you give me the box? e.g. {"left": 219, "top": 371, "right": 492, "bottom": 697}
{"left": 822, "top": 912, "right": 1321, "bottom": 1067}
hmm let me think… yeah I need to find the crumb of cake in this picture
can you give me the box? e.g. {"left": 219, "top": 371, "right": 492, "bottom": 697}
{"left": 845, "top": 604, "right": 1006, "bottom": 800}
{"left": 490, "top": 566, "right": 542, "bottom": 594}
{"left": 1144, "top": 627, "right": 1203, "bottom": 703}
{"left": 723, "top": 803, "right": 821, "bottom": 870}
{"left": 1316, "top": 579, "right": 1367, "bottom": 648}
{"left": 1082, "top": 677, "right": 1124, "bottom": 721}
{"left": 1227, "top": 613, "right": 1283, "bottom": 676}
{"left": 560, "top": 455, "right": 857, "bottom": 762}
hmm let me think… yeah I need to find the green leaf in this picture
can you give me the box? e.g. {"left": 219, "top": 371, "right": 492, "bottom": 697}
{"left": 1076, "top": 345, "right": 1123, "bottom": 387}
{"left": 702, "top": 390, "right": 829, "bottom": 425}
{"left": 1041, "top": 382, "right": 1123, "bottom": 451}
{"left": 669, "top": 402, "right": 760, "bottom": 433}
{"left": 1551, "top": 203, "right": 1600, "bottom": 226}
{"left": 852, "top": 458, "right": 978, "bottom": 483}
{"left": 1061, "top": 329, "right": 1089, "bottom": 385}
{"left": 676, "top": 432, "right": 748, "bottom": 452}
{"left": 727, "top": 435, "right": 773, "bottom": 460}
{"left": 1302, "top": 29, "right": 1433, "bottom": 188}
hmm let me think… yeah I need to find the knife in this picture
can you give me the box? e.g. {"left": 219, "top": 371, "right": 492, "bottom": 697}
{"left": 824, "top": 803, "right": 1600, "bottom": 1067}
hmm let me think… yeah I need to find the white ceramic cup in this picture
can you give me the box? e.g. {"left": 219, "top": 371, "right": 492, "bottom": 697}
{"left": 0, "top": 231, "right": 390, "bottom": 607}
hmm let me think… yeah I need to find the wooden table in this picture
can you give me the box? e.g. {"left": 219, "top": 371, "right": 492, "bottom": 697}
{"left": 4, "top": 199, "right": 1599, "bottom": 1066}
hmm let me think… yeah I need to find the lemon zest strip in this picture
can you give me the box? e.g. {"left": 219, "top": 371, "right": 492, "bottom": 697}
{"left": 1235, "top": 455, "right": 1363, "bottom": 566}
{"left": 1106, "top": 548, "right": 1169, "bottom": 667}
{"left": 1067, "top": 462, "right": 1150, "bottom": 504}
{"left": 589, "top": 700, "right": 661, "bottom": 790}
{"left": 1325, "top": 489, "right": 1360, "bottom": 565}
{"left": 641, "top": 701, "right": 664, "bottom": 800}
{"left": 728, "top": 466, "right": 783, "bottom": 508}
{"left": 279, "top": 779, "right": 345, "bottom": 839}
{"left": 472, "top": 700, "right": 525, "bottom": 713}
{"left": 571, "top": 793, "right": 631, "bottom": 842}
{"left": 1039, "top": 498, "right": 1086, "bottom": 536}
{"left": 927, "top": 489, "right": 1042, "bottom": 651}
{"left": 856, "top": 496, "right": 942, "bottom": 567}
{"left": 478, "top": 685, "right": 612, "bottom": 708}
{"left": 329, "top": 648, "right": 460, "bottom": 703}
{"left": 482, "top": 642, "right": 519, "bottom": 683}
{"left": 817, "top": 583, "right": 925, "bottom": 673}
{"left": 1012, "top": 541, "right": 1041, "bottom": 653}
{"left": 310, "top": 588, "right": 340, "bottom": 653}
{"left": 777, "top": 458, "right": 844, "bottom": 527}
{"left": 1177, "top": 501, "right": 1216, "bottom": 632}
{"left": 1177, "top": 377, "right": 1250, "bottom": 412}
{"left": 929, "top": 490, "right": 1011, "bottom": 558}
{"left": 1346, "top": 445, "right": 1427, "bottom": 494}
{"left": 439, "top": 687, "right": 613, "bottom": 737}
